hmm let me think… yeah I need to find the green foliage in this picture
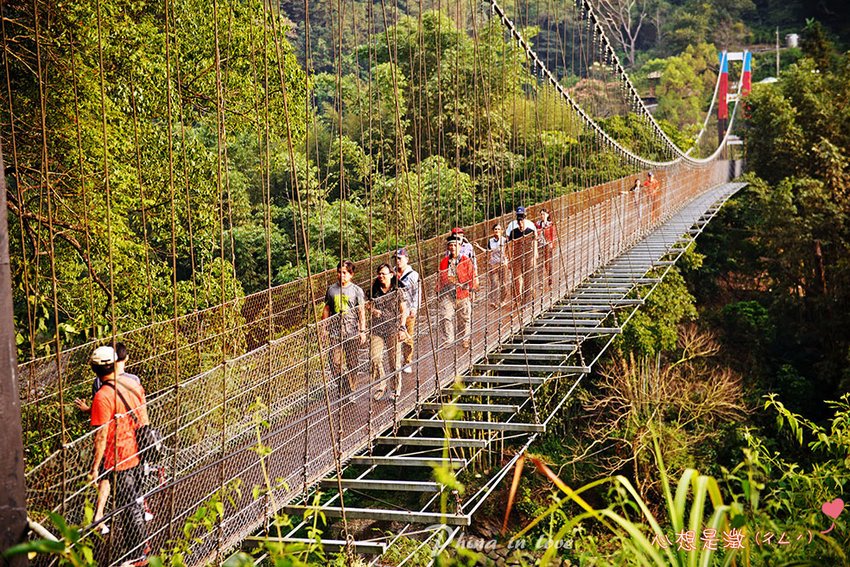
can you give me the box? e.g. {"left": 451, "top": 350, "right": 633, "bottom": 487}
{"left": 618, "top": 267, "right": 698, "bottom": 357}
{"left": 744, "top": 84, "right": 806, "bottom": 185}
{"left": 382, "top": 536, "right": 435, "bottom": 567}
{"left": 801, "top": 19, "right": 837, "bottom": 72}
{"left": 721, "top": 300, "right": 774, "bottom": 350}
{"left": 153, "top": 481, "right": 242, "bottom": 567}
{"left": 3, "top": 510, "right": 96, "bottom": 566}
{"left": 4, "top": 0, "right": 307, "bottom": 348}
{"left": 724, "top": 395, "right": 850, "bottom": 564}
{"left": 517, "top": 447, "right": 743, "bottom": 567}
{"left": 645, "top": 43, "right": 719, "bottom": 131}
{"left": 697, "top": 47, "right": 850, "bottom": 409}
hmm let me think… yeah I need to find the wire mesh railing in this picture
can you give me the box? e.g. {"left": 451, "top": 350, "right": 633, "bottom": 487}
{"left": 23, "top": 161, "right": 732, "bottom": 565}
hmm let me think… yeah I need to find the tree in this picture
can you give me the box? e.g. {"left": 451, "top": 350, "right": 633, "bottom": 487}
{"left": 2, "top": 0, "right": 307, "bottom": 349}
{"left": 597, "top": 0, "right": 654, "bottom": 68}
{"left": 801, "top": 19, "right": 835, "bottom": 72}
{"left": 645, "top": 43, "right": 718, "bottom": 130}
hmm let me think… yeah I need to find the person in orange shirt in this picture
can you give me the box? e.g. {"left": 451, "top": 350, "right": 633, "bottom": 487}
{"left": 643, "top": 171, "right": 662, "bottom": 223}
{"left": 88, "top": 346, "right": 149, "bottom": 566}
{"left": 75, "top": 343, "right": 152, "bottom": 534}
{"left": 535, "top": 208, "right": 557, "bottom": 289}
{"left": 437, "top": 236, "right": 476, "bottom": 348}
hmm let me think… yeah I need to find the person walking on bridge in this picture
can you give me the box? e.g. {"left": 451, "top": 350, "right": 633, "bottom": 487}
{"left": 643, "top": 171, "right": 661, "bottom": 224}
{"left": 87, "top": 346, "right": 149, "bottom": 566}
{"left": 487, "top": 224, "right": 509, "bottom": 307}
{"left": 447, "top": 226, "right": 480, "bottom": 291}
{"left": 506, "top": 206, "right": 537, "bottom": 309}
{"left": 321, "top": 260, "right": 367, "bottom": 402}
{"left": 535, "top": 208, "right": 557, "bottom": 290}
{"left": 394, "top": 248, "right": 420, "bottom": 374}
{"left": 437, "top": 236, "right": 475, "bottom": 349}
{"left": 75, "top": 343, "right": 151, "bottom": 535}
{"left": 369, "top": 264, "right": 409, "bottom": 400}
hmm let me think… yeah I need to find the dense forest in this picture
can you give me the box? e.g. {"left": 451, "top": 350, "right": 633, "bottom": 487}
{"left": 4, "top": 0, "right": 689, "bottom": 358}
{"left": 9, "top": 0, "right": 849, "bottom": 357}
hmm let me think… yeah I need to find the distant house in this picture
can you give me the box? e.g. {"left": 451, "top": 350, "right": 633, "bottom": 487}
{"left": 641, "top": 70, "right": 662, "bottom": 110}
{"left": 647, "top": 70, "right": 663, "bottom": 98}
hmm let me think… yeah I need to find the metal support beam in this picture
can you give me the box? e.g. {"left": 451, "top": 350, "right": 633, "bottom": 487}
{"left": 526, "top": 325, "right": 620, "bottom": 334}
{"left": 535, "top": 315, "right": 610, "bottom": 325}
{"left": 375, "top": 436, "right": 489, "bottom": 448}
{"left": 419, "top": 402, "right": 520, "bottom": 413}
{"left": 569, "top": 299, "right": 643, "bottom": 306}
{"left": 320, "top": 479, "right": 443, "bottom": 493}
{"left": 244, "top": 537, "right": 388, "bottom": 555}
{"left": 348, "top": 456, "right": 466, "bottom": 468}
{"left": 542, "top": 310, "right": 608, "bottom": 319}
{"left": 441, "top": 388, "right": 531, "bottom": 398}
{"left": 509, "top": 333, "right": 593, "bottom": 342}
{"left": 399, "top": 419, "right": 546, "bottom": 433}
{"left": 569, "top": 293, "right": 629, "bottom": 299}
{"left": 500, "top": 343, "right": 579, "bottom": 353}
{"left": 471, "top": 363, "right": 590, "bottom": 374}
{"left": 462, "top": 375, "right": 546, "bottom": 384}
{"left": 486, "top": 352, "right": 572, "bottom": 362}
{"left": 281, "top": 506, "right": 471, "bottom": 526}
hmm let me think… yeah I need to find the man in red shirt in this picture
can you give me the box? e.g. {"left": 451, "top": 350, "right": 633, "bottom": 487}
{"left": 437, "top": 236, "right": 476, "bottom": 348}
{"left": 88, "top": 346, "right": 149, "bottom": 566}
{"left": 535, "top": 208, "right": 557, "bottom": 289}
{"left": 643, "top": 171, "right": 662, "bottom": 223}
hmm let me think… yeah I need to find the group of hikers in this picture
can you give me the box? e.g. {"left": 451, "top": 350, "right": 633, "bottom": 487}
{"left": 80, "top": 172, "right": 661, "bottom": 566}
{"left": 319, "top": 171, "right": 662, "bottom": 405}
{"left": 319, "top": 205, "right": 558, "bottom": 405}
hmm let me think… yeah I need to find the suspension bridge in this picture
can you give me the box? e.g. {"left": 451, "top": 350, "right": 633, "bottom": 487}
{"left": 1, "top": 0, "right": 751, "bottom": 564}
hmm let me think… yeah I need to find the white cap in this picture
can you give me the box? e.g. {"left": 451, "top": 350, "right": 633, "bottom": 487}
{"left": 90, "top": 346, "right": 117, "bottom": 366}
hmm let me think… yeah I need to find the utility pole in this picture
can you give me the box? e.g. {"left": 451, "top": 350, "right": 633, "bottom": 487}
{"left": 776, "top": 27, "right": 780, "bottom": 76}
{"left": 0, "top": 141, "right": 28, "bottom": 564}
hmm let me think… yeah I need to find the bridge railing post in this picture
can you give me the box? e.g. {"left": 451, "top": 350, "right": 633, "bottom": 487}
{"left": 0, "top": 139, "right": 28, "bottom": 564}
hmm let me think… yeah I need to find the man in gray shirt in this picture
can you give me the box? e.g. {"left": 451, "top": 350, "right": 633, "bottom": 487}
{"left": 394, "top": 248, "right": 420, "bottom": 373}
{"left": 322, "top": 260, "right": 367, "bottom": 399}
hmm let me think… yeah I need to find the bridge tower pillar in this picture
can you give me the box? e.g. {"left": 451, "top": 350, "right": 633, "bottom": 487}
{"left": 718, "top": 51, "right": 729, "bottom": 149}
{"left": 718, "top": 50, "right": 750, "bottom": 154}
{"left": 0, "top": 143, "right": 28, "bottom": 564}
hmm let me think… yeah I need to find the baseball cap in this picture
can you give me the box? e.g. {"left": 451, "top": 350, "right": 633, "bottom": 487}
{"left": 90, "top": 346, "right": 117, "bottom": 366}
{"left": 515, "top": 206, "right": 526, "bottom": 217}
{"left": 393, "top": 248, "right": 408, "bottom": 258}
{"left": 447, "top": 235, "right": 462, "bottom": 244}
{"left": 450, "top": 227, "right": 465, "bottom": 235}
